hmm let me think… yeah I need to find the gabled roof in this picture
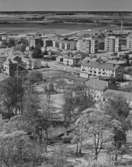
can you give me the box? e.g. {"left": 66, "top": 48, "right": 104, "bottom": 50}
{"left": 82, "top": 60, "right": 119, "bottom": 71}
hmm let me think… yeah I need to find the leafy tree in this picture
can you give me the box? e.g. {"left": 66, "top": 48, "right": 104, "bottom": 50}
{"left": 7, "top": 38, "right": 15, "bottom": 48}
{"left": 108, "top": 77, "right": 118, "bottom": 89}
{"left": 22, "top": 71, "right": 50, "bottom": 151}
{"left": 32, "top": 47, "right": 42, "bottom": 58}
{"left": 9, "top": 56, "right": 28, "bottom": 77}
{"left": 0, "top": 40, "right": 8, "bottom": 48}
{"left": 0, "top": 76, "right": 24, "bottom": 119}
{"left": 105, "top": 95, "right": 130, "bottom": 121}
{"left": 0, "top": 130, "right": 42, "bottom": 167}
{"left": 105, "top": 94, "right": 130, "bottom": 161}
{"left": 23, "top": 91, "right": 51, "bottom": 152}
{"left": 35, "top": 38, "right": 43, "bottom": 48}
{"left": 63, "top": 85, "right": 94, "bottom": 130}
{"left": 15, "top": 38, "right": 28, "bottom": 52}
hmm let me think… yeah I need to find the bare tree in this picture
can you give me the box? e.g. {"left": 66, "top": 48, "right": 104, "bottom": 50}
{"left": 74, "top": 108, "right": 110, "bottom": 160}
{"left": 0, "top": 130, "right": 42, "bottom": 167}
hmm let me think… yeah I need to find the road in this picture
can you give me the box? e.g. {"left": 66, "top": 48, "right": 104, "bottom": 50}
{"left": 47, "top": 61, "right": 81, "bottom": 74}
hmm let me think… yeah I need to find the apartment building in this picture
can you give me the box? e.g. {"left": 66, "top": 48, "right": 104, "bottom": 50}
{"left": 105, "top": 36, "right": 119, "bottom": 52}
{"left": 53, "top": 39, "right": 77, "bottom": 51}
{"left": 105, "top": 34, "right": 127, "bottom": 52}
{"left": 3, "top": 51, "right": 28, "bottom": 75}
{"left": 63, "top": 52, "right": 81, "bottom": 66}
{"left": 42, "top": 38, "right": 53, "bottom": 47}
{"left": 76, "top": 37, "right": 98, "bottom": 53}
{"left": 29, "top": 37, "right": 44, "bottom": 48}
{"left": 127, "top": 33, "right": 132, "bottom": 51}
{"left": 80, "top": 60, "right": 122, "bottom": 79}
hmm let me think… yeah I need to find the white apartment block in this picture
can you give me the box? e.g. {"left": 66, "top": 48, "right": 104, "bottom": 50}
{"left": 105, "top": 36, "right": 119, "bottom": 52}
{"left": 76, "top": 37, "right": 98, "bottom": 53}
{"left": 80, "top": 61, "right": 121, "bottom": 79}
{"left": 53, "top": 39, "right": 77, "bottom": 51}
{"left": 105, "top": 35, "right": 127, "bottom": 53}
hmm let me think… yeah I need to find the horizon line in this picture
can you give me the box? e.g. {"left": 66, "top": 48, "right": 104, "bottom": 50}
{"left": 0, "top": 10, "right": 132, "bottom": 12}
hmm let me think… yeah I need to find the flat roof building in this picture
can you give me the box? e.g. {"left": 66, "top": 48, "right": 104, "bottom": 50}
{"left": 127, "top": 33, "right": 132, "bottom": 51}
{"left": 105, "top": 34, "right": 127, "bottom": 53}
{"left": 77, "top": 37, "right": 98, "bottom": 54}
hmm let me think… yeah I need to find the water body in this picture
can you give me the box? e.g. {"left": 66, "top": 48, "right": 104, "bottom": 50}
{"left": 0, "top": 23, "right": 102, "bottom": 34}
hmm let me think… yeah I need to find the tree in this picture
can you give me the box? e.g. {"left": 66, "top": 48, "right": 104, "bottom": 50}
{"left": 87, "top": 110, "right": 110, "bottom": 160}
{"left": 73, "top": 108, "right": 110, "bottom": 159}
{"left": 19, "top": 70, "right": 52, "bottom": 152}
{"left": 51, "top": 146, "right": 67, "bottom": 167}
{"left": 7, "top": 38, "right": 15, "bottom": 48}
{"left": 72, "top": 111, "right": 87, "bottom": 156}
{"left": 108, "top": 77, "right": 118, "bottom": 89}
{"left": 0, "top": 76, "right": 24, "bottom": 119}
{"left": 15, "top": 38, "right": 28, "bottom": 52}
{"left": 0, "top": 40, "right": 8, "bottom": 48}
{"left": 45, "top": 83, "right": 55, "bottom": 94}
{"left": 23, "top": 91, "right": 51, "bottom": 152}
{"left": 63, "top": 85, "right": 94, "bottom": 130}
{"left": 105, "top": 94, "right": 130, "bottom": 161}
{"left": 32, "top": 47, "right": 42, "bottom": 58}
{"left": 0, "top": 130, "right": 42, "bottom": 167}
{"left": 26, "top": 71, "right": 43, "bottom": 84}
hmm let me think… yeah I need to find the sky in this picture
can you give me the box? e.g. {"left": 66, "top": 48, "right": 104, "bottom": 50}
{"left": 0, "top": 0, "right": 132, "bottom": 11}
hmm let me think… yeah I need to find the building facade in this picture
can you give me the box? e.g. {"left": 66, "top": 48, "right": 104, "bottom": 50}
{"left": 80, "top": 61, "right": 122, "bottom": 79}
{"left": 63, "top": 52, "right": 81, "bottom": 66}
{"left": 105, "top": 36, "right": 119, "bottom": 52}
{"left": 127, "top": 34, "right": 132, "bottom": 51}
{"left": 85, "top": 78, "right": 108, "bottom": 101}
{"left": 76, "top": 37, "right": 98, "bottom": 53}
{"left": 105, "top": 35, "right": 127, "bottom": 53}
{"left": 53, "top": 39, "right": 77, "bottom": 51}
